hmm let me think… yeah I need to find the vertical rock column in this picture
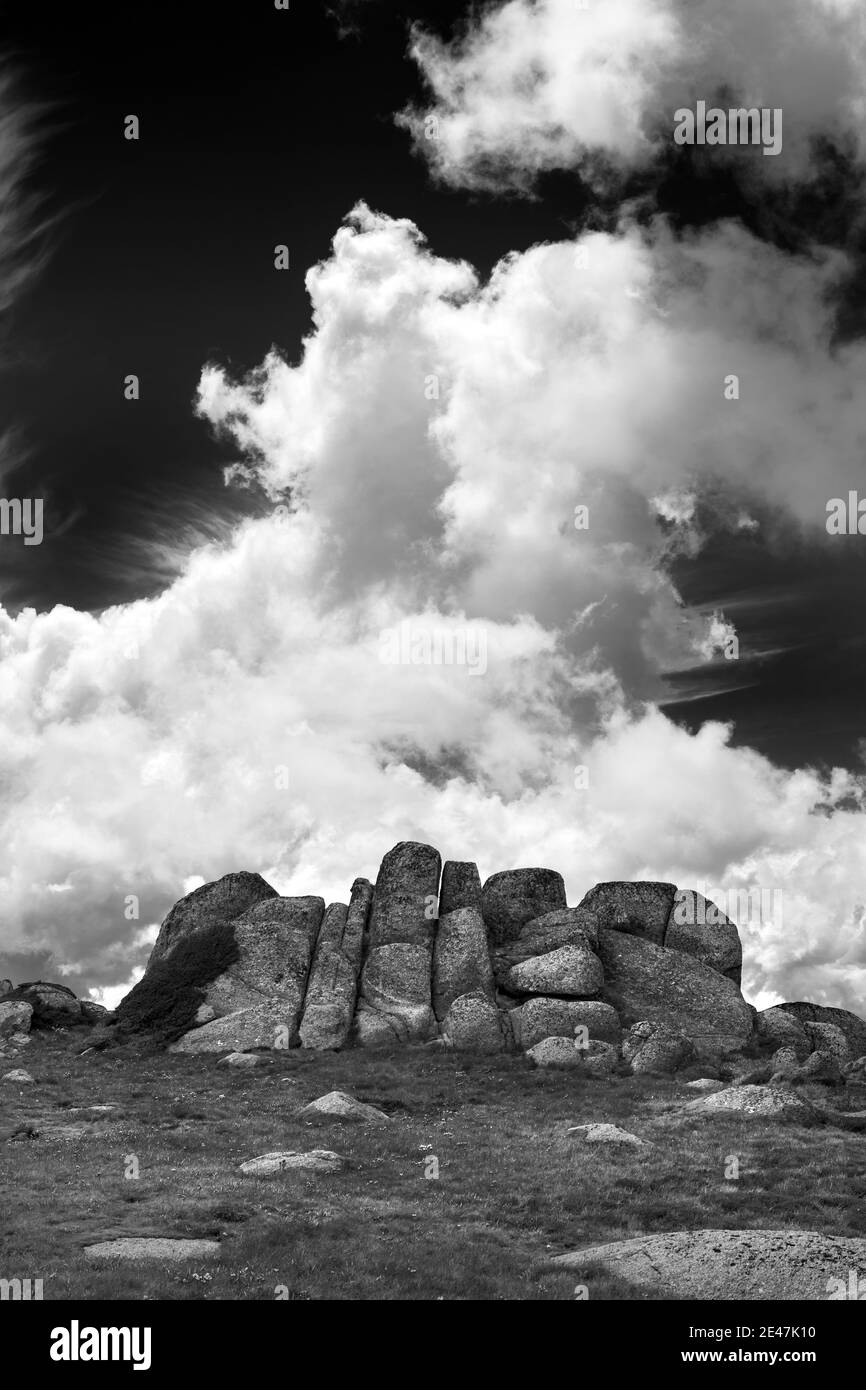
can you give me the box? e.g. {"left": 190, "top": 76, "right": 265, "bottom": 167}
{"left": 355, "top": 842, "right": 441, "bottom": 1046}
{"left": 299, "top": 878, "right": 373, "bottom": 1049}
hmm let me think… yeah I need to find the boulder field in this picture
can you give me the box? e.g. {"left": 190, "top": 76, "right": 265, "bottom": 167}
{"left": 4, "top": 841, "right": 864, "bottom": 1082}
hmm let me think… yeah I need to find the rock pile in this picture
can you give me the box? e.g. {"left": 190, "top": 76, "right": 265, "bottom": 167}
{"left": 5, "top": 844, "right": 865, "bottom": 1089}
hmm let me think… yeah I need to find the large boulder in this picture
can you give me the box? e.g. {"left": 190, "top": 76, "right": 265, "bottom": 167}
{"left": 170, "top": 1001, "right": 301, "bottom": 1053}
{"left": 596, "top": 928, "right": 753, "bottom": 1058}
{"left": 502, "top": 941, "right": 603, "bottom": 998}
{"left": 665, "top": 890, "right": 743, "bottom": 984}
{"left": 356, "top": 944, "right": 436, "bottom": 1045}
{"left": 200, "top": 896, "right": 325, "bottom": 1043}
{"left": 147, "top": 871, "right": 278, "bottom": 967}
{"left": 124, "top": 895, "right": 324, "bottom": 1047}
{"left": 481, "top": 868, "right": 567, "bottom": 947}
{"left": 777, "top": 1002, "right": 866, "bottom": 1061}
{"left": 491, "top": 907, "right": 600, "bottom": 985}
{"left": 577, "top": 881, "right": 675, "bottom": 946}
{"left": 0, "top": 1000, "right": 33, "bottom": 1039}
{"left": 441, "top": 991, "right": 505, "bottom": 1052}
{"left": 622, "top": 1021, "right": 695, "bottom": 1075}
{"left": 438, "top": 861, "right": 482, "bottom": 917}
{"left": 299, "top": 880, "right": 372, "bottom": 1050}
{"left": 756, "top": 1006, "right": 811, "bottom": 1060}
{"left": 803, "top": 1021, "right": 850, "bottom": 1065}
{"left": 513, "top": 998, "right": 621, "bottom": 1050}
{"left": 432, "top": 908, "right": 494, "bottom": 1021}
{"left": 7, "top": 982, "right": 83, "bottom": 1028}
{"left": 366, "top": 841, "right": 441, "bottom": 950}
{"left": 356, "top": 843, "right": 440, "bottom": 1043}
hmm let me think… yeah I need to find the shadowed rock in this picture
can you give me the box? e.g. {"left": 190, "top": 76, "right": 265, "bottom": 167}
{"left": 5, "top": 982, "right": 82, "bottom": 1029}
{"left": 777, "top": 1002, "right": 866, "bottom": 1060}
{"left": 300, "top": 880, "right": 372, "bottom": 1049}
{"left": 623, "top": 1021, "right": 695, "bottom": 1075}
{"left": 0, "top": 1001, "right": 32, "bottom": 1038}
{"left": 481, "top": 867, "right": 567, "bottom": 949}
{"left": 491, "top": 906, "right": 600, "bottom": 985}
{"left": 802, "top": 1020, "right": 850, "bottom": 1064}
{"left": 200, "top": 896, "right": 325, "bottom": 1043}
{"left": 577, "top": 881, "right": 675, "bottom": 946}
{"left": 433, "top": 908, "right": 494, "bottom": 1020}
{"left": 665, "top": 890, "right": 743, "bottom": 984}
{"left": 438, "top": 861, "right": 482, "bottom": 917}
{"left": 147, "top": 871, "right": 278, "bottom": 967}
{"left": 597, "top": 928, "right": 753, "bottom": 1058}
{"left": 756, "top": 1005, "right": 811, "bottom": 1059}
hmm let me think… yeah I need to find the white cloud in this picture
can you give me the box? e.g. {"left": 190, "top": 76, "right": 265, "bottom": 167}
{"left": 402, "top": 0, "right": 866, "bottom": 192}
{"left": 0, "top": 200, "right": 862, "bottom": 1016}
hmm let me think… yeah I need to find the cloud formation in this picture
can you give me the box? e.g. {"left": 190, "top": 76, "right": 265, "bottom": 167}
{"left": 402, "top": 0, "right": 866, "bottom": 193}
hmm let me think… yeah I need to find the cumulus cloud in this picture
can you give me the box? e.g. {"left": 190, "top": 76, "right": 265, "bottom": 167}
{"left": 0, "top": 201, "right": 863, "bottom": 1016}
{"left": 401, "top": 0, "right": 866, "bottom": 193}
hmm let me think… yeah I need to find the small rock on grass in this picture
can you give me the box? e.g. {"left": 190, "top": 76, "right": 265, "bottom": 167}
{"left": 298, "top": 1090, "right": 390, "bottom": 1123}
{"left": 239, "top": 1150, "right": 346, "bottom": 1176}
{"left": 2, "top": 1068, "right": 34, "bottom": 1083}
{"left": 567, "top": 1123, "right": 650, "bottom": 1146}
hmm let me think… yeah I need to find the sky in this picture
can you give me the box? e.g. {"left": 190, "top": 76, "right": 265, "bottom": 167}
{"left": 0, "top": 0, "right": 865, "bottom": 1016}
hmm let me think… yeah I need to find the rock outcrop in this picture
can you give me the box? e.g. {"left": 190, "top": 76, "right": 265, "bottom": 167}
{"left": 147, "top": 871, "right": 279, "bottom": 967}
{"left": 94, "top": 840, "right": 863, "bottom": 1080}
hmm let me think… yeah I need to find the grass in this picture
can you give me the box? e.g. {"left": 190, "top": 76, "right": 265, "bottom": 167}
{"left": 2, "top": 1032, "right": 865, "bottom": 1300}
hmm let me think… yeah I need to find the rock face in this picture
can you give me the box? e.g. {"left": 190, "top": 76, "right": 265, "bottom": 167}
{"left": 553, "top": 1229, "right": 866, "bottom": 1300}
{"left": 197, "top": 896, "right": 325, "bottom": 1046}
{"left": 597, "top": 928, "right": 753, "bottom": 1058}
{"left": 622, "top": 1021, "right": 695, "bottom": 1075}
{"left": 514, "top": 998, "right": 621, "bottom": 1050}
{"left": 356, "top": 842, "right": 440, "bottom": 1044}
{"left": 112, "top": 846, "right": 865, "bottom": 1074}
{"left": 170, "top": 1002, "right": 296, "bottom": 1054}
{"left": 299, "top": 880, "right": 371, "bottom": 1050}
{"left": 0, "top": 1001, "right": 32, "bottom": 1039}
{"left": 756, "top": 1006, "right": 811, "bottom": 1059}
{"left": 502, "top": 942, "right": 603, "bottom": 998}
{"left": 441, "top": 991, "right": 505, "bottom": 1052}
{"left": 438, "top": 861, "right": 482, "bottom": 917}
{"left": 481, "top": 868, "right": 567, "bottom": 947}
{"left": 0, "top": 979, "right": 12, "bottom": 998}
{"left": 665, "top": 890, "right": 743, "bottom": 984}
{"left": 577, "top": 881, "right": 675, "bottom": 946}
{"left": 432, "top": 908, "right": 494, "bottom": 1021}
{"left": 492, "top": 907, "right": 600, "bottom": 983}
{"left": 778, "top": 1002, "right": 866, "bottom": 1060}
{"left": 147, "top": 870, "right": 278, "bottom": 967}
{"left": 526, "top": 1036, "right": 584, "bottom": 1068}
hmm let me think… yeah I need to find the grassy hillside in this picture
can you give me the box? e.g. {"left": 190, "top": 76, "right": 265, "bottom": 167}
{"left": 2, "top": 1033, "right": 865, "bottom": 1300}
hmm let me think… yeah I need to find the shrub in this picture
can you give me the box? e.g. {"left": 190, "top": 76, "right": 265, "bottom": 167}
{"left": 114, "top": 922, "right": 240, "bottom": 1045}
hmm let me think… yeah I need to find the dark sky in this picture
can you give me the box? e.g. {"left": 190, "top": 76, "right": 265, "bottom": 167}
{"left": 1, "top": 0, "right": 864, "bottom": 775}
